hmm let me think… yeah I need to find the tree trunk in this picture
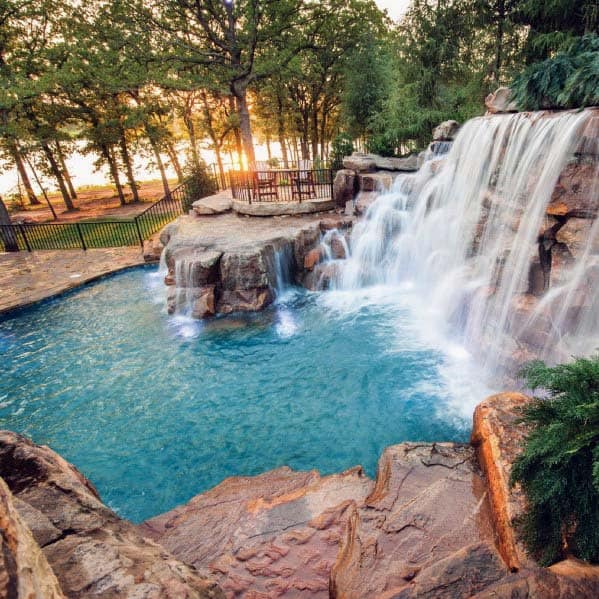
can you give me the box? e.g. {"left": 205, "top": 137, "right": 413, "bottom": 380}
{"left": 232, "top": 84, "right": 255, "bottom": 167}
{"left": 0, "top": 197, "right": 19, "bottom": 251}
{"left": 228, "top": 95, "right": 244, "bottom": 168}
{"left": 103, "top": 144, "right": 126, "bottom": 206}
{"left": 166, "top": 141, "right": 184, "bottom": 183}
{"left": 40, "top": 141, "right": 75, "bottom": 211}
{"left": 215, "top": 147, "right": 225, "bottom": 188}
{"left": 118, "top": 128, "right": 140, "bottom": 203}
{"left": 23, "top": 153, "right": 57, "bottom": 219}
{"left": 183, "top": 112, "right": 201, "bottom": 172}
{"left": 276, "top": 95, "right": 290, "bottom": 168}
{"left": 55, "top": 141, "right": 77, "bottom": 200}
{"left": 148, "top": 136, "right": 170, "bottom": 199}
{"left": 300, "top": 115, "right": 310, "bottom": 161}
{"left": 320, "top": 111, "right": 328, "bottom": 160}
{"left": 10, "top": 142, "right": 40, "bottom": 205}
{"left": 311, "top": 107, "right": 319, "bottom": 161}
{"left": 265, "top": 133, "right": 272, "bottom": 161}
{"left": 493, "top": 0, "right": 505, "bottom": 84}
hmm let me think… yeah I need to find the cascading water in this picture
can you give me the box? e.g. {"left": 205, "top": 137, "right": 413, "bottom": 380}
{"left": 336, "top": 110, "right": 599, "bottom": 383}
{"left": 273, "top": 244, "right": 295, "bottom": 299}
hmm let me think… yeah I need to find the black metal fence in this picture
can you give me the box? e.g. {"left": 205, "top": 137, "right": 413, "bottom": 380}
{"left": 230, "top": 168, "right": 333, "bottom": 204}
{"left": 0, "top": 178, "right": 195, "bottom": 253}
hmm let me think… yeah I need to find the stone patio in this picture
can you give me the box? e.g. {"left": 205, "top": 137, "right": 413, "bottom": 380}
{"left": 0, "top": 248, "right": 145, "bottom": 315}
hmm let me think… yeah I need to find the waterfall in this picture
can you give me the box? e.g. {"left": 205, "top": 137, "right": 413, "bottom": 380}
{"left": 336, "top": 110, "right": 599, "bottom": 382}
{"left": 274, "top": 244, "right": 295, "bottom": 298}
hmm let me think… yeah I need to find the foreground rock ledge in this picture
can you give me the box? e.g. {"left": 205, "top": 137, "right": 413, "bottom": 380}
{"left": 0, "top": 431, "right": 224, "bottom": 598}
{"left": 2, "top": 393, "right": 599, "bottom": 597}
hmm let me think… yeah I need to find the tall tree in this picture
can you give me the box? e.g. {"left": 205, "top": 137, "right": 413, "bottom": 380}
{"left": 144, "top": 0, "right": 334, "bottom": 166}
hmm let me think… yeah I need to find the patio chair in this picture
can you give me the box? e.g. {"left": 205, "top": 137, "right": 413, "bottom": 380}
{"left": 252, "top": 161, "right": 279, "bottom": 201}
{"left": 290, "top": 159, "right": 316, "bottom": 201}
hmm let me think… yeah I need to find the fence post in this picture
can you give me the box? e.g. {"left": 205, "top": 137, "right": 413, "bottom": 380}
{"left": 18, "top": 224, "right": 31, "bottom": 252}
{"left": 329, "top": 169, "right": 334, "bottom": 202}
{"left": 75, "top": 223, "right": 87, "bottom": 251}
{"left": 246, "top": 173, "right": 252, "bottom": 205}
{"left": 134, "top": 217, "right": 144, "bottom": 248}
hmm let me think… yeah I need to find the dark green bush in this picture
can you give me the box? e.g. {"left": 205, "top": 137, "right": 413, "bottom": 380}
{"left": 511, "top": 34, "right": 599, "bottom": 110}
{"left": 366, "top": 133, "right": 397, "bottom": 157}
{"left": 181, "top": 160, "right": 217, "bottom": 212}
{"left": 510, "top": 357, "right": 599, "bottom": 566}
{"left": 330, "top": 133, "right": 354, "bottom": 171}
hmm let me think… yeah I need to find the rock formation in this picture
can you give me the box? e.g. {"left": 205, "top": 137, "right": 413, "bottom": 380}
{"left": 2, "top": 392, "right": 599, "bottom": 597}
{"left": 140, "top": 466, "right": 372, "bottom": 597}
{"left": 432, "top": 120, "right": 460, "bottom": 141}
{"left": 0, "top": 477, "right": 65, "bottom": 598}
{"left": 485, "top": 87, "right": 519, "bottom": 114}
{"left": 161, "top": 213, "right": 353, "bottom": 318}
{"left": 0, "top": 431, "right": 224, "bottom": 598}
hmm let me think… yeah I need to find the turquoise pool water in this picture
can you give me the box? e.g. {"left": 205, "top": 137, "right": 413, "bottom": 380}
{"left": 0, "top": 267, "right": 472, "bottom": 523}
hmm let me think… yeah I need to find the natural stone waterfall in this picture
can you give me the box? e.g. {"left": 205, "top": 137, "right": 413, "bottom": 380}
{"left": 336, "top": 109, "right": 599, "bottom": 381}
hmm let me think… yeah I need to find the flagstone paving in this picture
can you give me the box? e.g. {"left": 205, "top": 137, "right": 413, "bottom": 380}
{"left": 0, "top": 248, "right": 145, "bottom": 315}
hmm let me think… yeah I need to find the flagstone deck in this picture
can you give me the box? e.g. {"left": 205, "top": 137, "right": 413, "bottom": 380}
{"left": 0, "top": 248, "right": 145, "bottom": 315}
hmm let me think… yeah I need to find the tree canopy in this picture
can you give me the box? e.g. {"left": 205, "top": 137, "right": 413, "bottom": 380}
{"left": 0, "top": 0, "right": 596, "bottom": 210}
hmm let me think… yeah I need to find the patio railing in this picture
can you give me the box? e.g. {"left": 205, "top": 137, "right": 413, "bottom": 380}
{"left": 230, "top": 168, "right": 333, "bottom": 204}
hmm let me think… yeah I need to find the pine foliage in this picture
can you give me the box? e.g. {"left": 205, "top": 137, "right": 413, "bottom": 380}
{"left": 510, "top": 357, "right": 599, "bottom": 566}
{"left": 511, "top": 34, "right": 599, "bottom": 110}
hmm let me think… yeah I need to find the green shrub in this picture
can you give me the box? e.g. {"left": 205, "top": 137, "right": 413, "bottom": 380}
{"left": 330, "top": 133, "right": 354, "bottom": 171}
{"left": 511, "top": 34, "right": 599, "bottom": 110}
{"left": 510, "top": 357, "right": 599, "bottom": 566}
{"left": 181, "top": 160, "right": 217, "bottom": 212}
{"left": 366, "top": 133, "right": 397, "bottom": 157}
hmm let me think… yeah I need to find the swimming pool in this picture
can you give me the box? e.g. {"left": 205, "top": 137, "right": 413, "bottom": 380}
{"left": 0, "top": 267, "right": 475, "bottom": 523}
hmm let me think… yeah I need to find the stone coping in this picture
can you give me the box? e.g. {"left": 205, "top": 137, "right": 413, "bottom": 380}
{"left": 232, "top": 197, "right": 335, "bottom": 216}
{"left": 0, "top": 248, "right": 148, "bottom": 317}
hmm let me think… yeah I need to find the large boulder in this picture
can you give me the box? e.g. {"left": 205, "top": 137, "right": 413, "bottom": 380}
{"left": 358, "top": 171, "right": 396, "bottom": 192}
{"left": 471, "top": 392, "right": 599, "bottom": 598}
{"left": 219, "top": 248, "right": 275, "bottom": 291}
{"left": 342, "top": 153, "right": 377, "bottom": 172}
{"left": 192, "top": 195, "right": 232, "bottom": 216}
{"left": 432, "top": 120, "right": 461, "bottom": 141}
{"left": 0, "top": 476, "right": 65, "bottom": 598}
{"left": 0, "top": 431, "right": 224, "bottom": 599}
{"left": 485, "top": 87, "right": 518, "bottom": 114}
{"left": 373, "top": 155, "right": 419, "bottom": 171}
{"left": 332, "top": 169, "right": 357, "bottom": 207}
{"left": 342, "top": 152, "right": 419, "bottom": 173}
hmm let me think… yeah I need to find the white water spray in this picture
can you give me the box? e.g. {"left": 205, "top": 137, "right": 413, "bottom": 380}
{"left": 336, "top": 110, "right": 599, "bottom": 384}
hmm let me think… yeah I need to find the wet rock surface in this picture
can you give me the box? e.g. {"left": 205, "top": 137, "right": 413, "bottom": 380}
{"left": 162, "top": 213, "right": 353, "bottom": 318}
{"left": 432, "top": 120, "right": 461, "bottom": 141}
{"left": 0, "top": 431, "right": 224, "bottom": 599}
